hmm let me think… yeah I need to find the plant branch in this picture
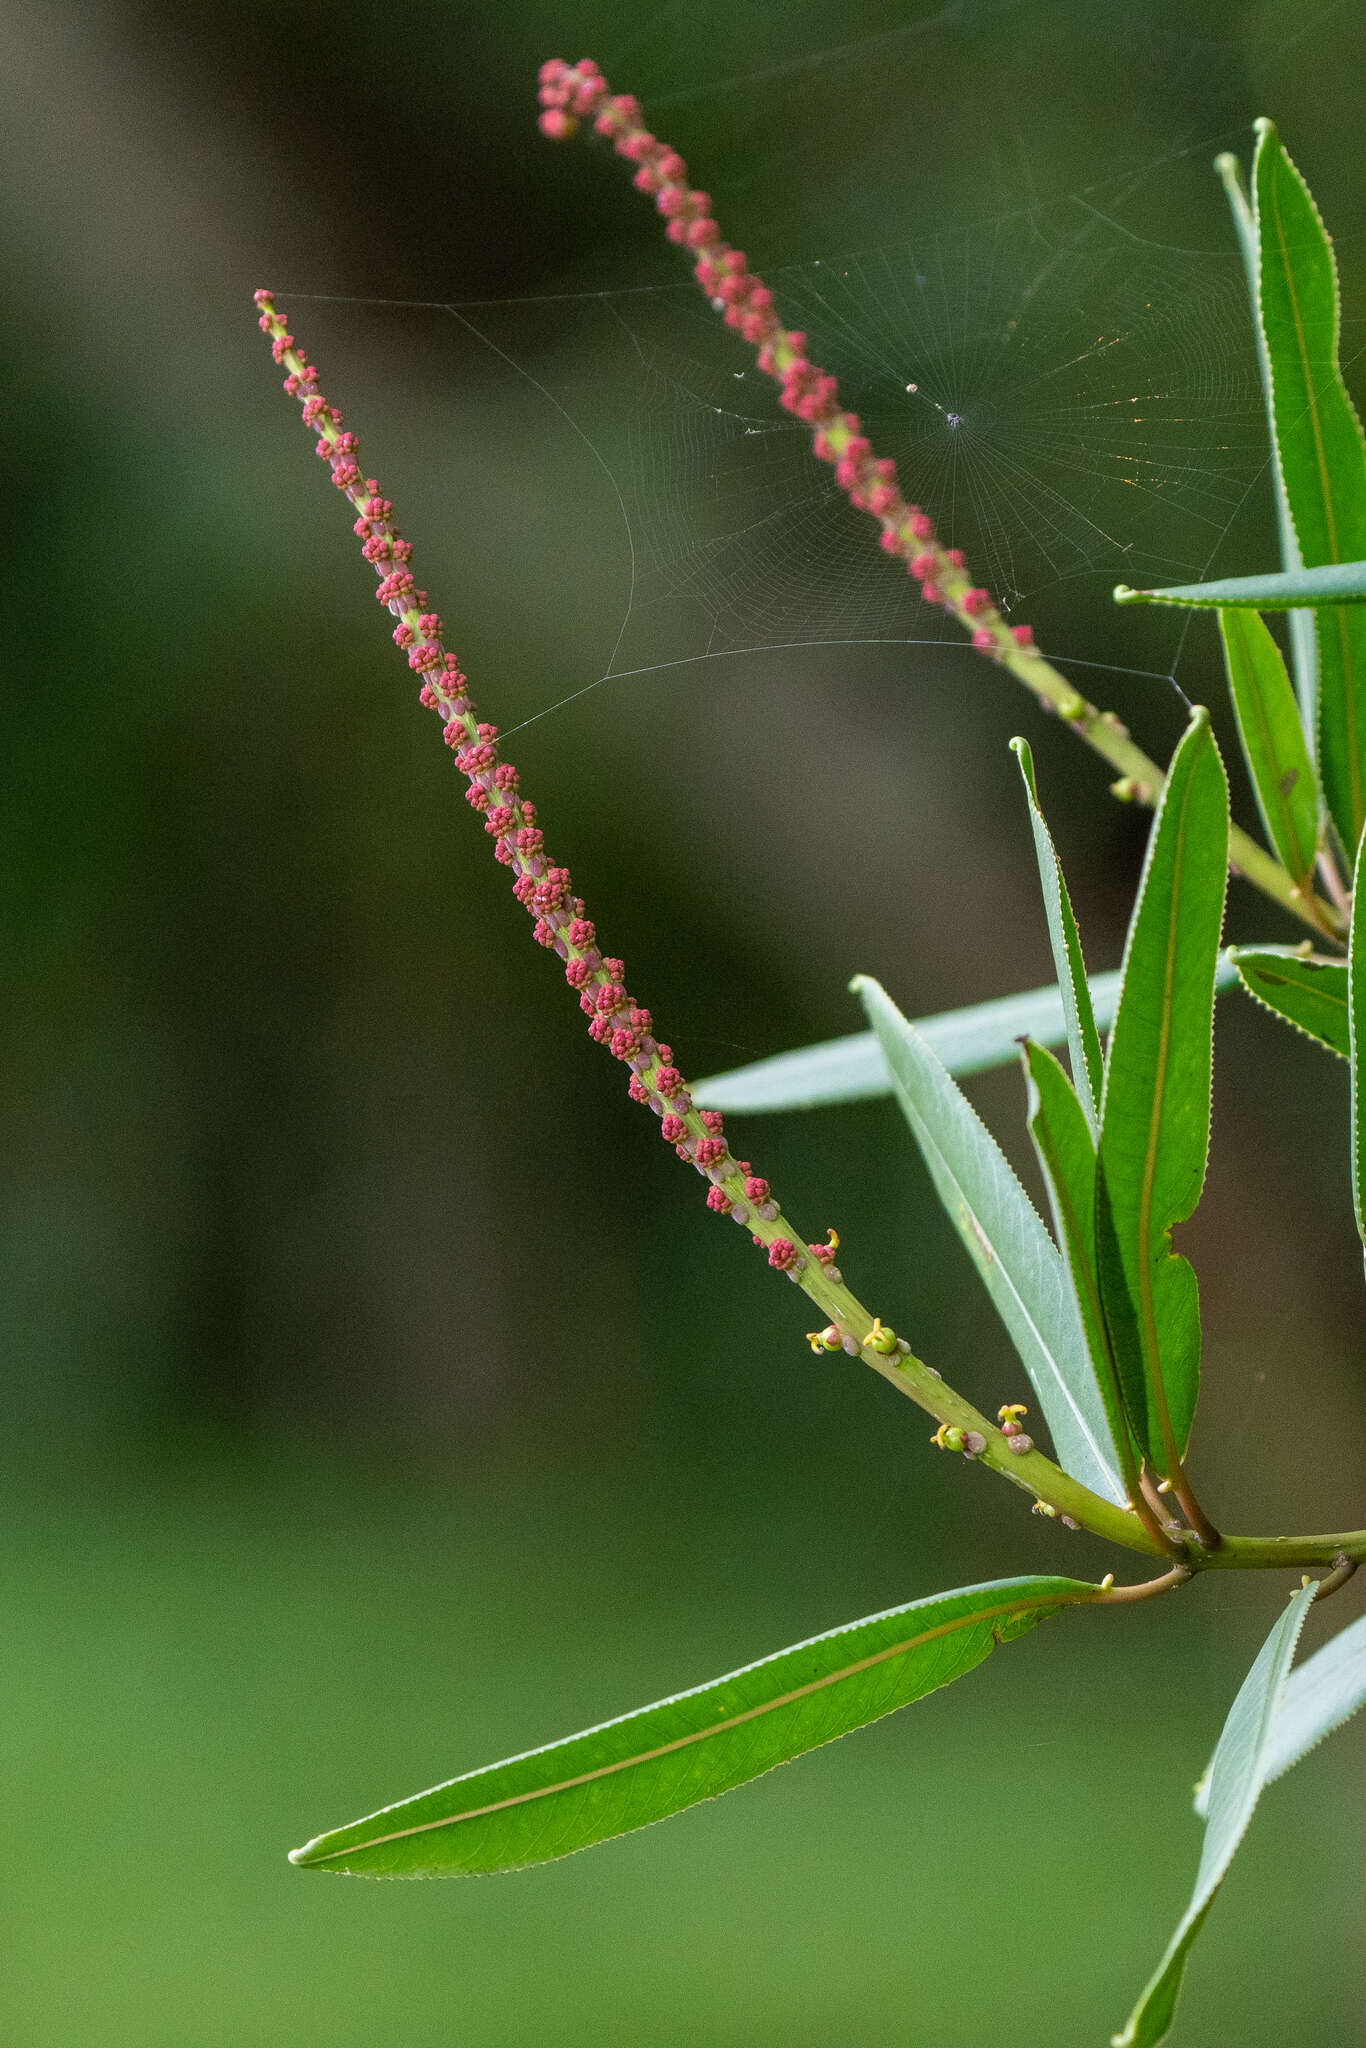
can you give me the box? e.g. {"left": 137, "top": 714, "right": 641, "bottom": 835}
{"left": 253, "top": 295, "right": 1358, "bottom": 1584}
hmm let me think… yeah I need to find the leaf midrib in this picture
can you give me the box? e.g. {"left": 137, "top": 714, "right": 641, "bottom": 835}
{"left": 898, "top": 1085, "right": 1117, "bottom": 1486}
{"left": 303, "top": 1591, "right": 1075, "bottom": 1861}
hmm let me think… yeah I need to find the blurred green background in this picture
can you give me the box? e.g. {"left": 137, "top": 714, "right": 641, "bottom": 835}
{"left": 4, "top": 0, "right": 1365, "bottom": 2040}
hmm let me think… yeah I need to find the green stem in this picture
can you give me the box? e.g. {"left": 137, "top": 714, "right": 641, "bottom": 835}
{"left": 1188, "top": 1530, "right": 1366, "bottom": 1570}
{"left": 1000, "top": 643, "right": 1345, "bottom": 942}
{"left": 789, "top": 1246, "right": 1170, "bottom": 1555}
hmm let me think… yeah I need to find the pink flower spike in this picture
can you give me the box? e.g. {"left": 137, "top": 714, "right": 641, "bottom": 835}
{"left": 962, "top": 587, "right": 992, "bottom": 617}
{"left": 254, "top": 280, "right": 804, "bottom": 1295}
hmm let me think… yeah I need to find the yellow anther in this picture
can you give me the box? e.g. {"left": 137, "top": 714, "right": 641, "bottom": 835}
{"left": 806, "top": 1331, "right": 826, "bottom": 1354}
{"left": 867, "top": 1318, "right": 899, "bottom": 1355}
{"left": 825, "top": 1228, "right": 841, "bottom": 1250}
{"left": 1031, "top": 1499, "right": 1058, "bottom": 1518}
{"left": 806, "top": 1324, "right": 842, "bottom": 1355}
{"left": 998, "top": 1403, "right": 1028, "bottom": 1424}
{"left": 1156, "top": 1477, "right": 1174, "bottom": 1494}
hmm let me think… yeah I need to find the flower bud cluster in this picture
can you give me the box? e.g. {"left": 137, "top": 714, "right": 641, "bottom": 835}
{"left": 253, "top": 289, "right": 819, "bottom": 1292}
{"left": 537, "top": 59, "right": 1041, "bottom": 667}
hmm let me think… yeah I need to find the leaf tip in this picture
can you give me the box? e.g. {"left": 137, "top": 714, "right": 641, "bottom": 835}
{"left": 1113, "top": 583, "right": 1142, "bottom": 604}
{"left": 1253, "top": 115, "right": 1275, "bottom": 141}
{"left": 1011, "top": 735, "right": 1038, "bottom": 795}
{"left": 288, "top": 1837, "right": 325, "bottom": 1868}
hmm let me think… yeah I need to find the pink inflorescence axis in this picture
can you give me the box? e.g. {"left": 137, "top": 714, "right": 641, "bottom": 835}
{"left": 536, "top": 58, "right": 1041, "bottom": 664}
{"left": 252, "top": 289, "right": 812, "bottom": 1291}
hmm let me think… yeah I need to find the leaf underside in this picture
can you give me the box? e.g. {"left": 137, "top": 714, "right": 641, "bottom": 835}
{"left": 1195, "top": 1605, "right": 1366, "bottom": 1819}
{"left": 691, "top": 963, "right": 1238, "bottom": 1117}
{"left": 289, "top": 1576, "right": 1088, "bottom": 1877}
{"left": 691, "top": 971, "right": 1128, "bottom": 1114}
{"left": 1114, "top": 1582, "right": 1316, "bottom": 2047}
{"left": 855, "top": 974, "right": 1128, "bottom": 1504}
{"left": 1115, "top": 559, "right": 1366, "bottom": 609}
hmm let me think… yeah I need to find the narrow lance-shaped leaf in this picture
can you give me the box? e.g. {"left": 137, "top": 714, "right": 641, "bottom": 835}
{"left": 1218, "top": 608, "right": 1318, "bottom": 893}
{"left": 1228, "top": 944, "right": 1349, "bottom": 1060}
{"left": 1196, "top": 1605, "right": 1366, "bottom": 1819}
{"left": 1114, "top": 561, "right": 1366, "bottom": 606}
{"left": 1350, "top": 824, "right": 1366, "bottom": 1257}
{"left": 1216, "top": 147, "right": 1319, "bottom": 736}
{"left": 289, "top": 1576, "right": 1090, "bottom": 1877}
{"left": 692, "top": 972, "right": 1130, "bottom": 1115}
{"left": 1254, "top": 120, "right": 1366, "bottom": 854}
{"left": 1022, "top": 1040, "right": 1134, "bottom": 1492}
{"left": 854, "top": 974, "right": 1127, "bottom": 1504}
{"left": 1013, "top": 738, "right": 1104, "bottom": 1128}
{"left": 1113, "top": 1581, "right": 1317, "bottom": 2048}
{"left": 1095, "top": 709, "right": 1229, "bottom": 1476}
{"left": 693, "top": 964, "right": 1241, "bottom": 1117}
{"left": 1115, "top": 560, "right": 1366, "bottom": 610}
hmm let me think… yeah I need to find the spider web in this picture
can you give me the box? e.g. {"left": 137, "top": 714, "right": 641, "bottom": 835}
{"left": 434, "top": 204, "right": 1270, "bottom": 722}
{"left": 284, "top": 0, "right": 1364, "bottom": 732}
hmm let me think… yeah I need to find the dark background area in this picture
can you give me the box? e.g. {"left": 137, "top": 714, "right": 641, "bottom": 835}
{"left": 2, "top": 1, "right": 1364, "bottom": 2041}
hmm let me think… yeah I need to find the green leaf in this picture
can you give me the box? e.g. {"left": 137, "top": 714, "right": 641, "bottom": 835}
{"left": 1218, "top": 609, "right": 1319, "bottom": 892}
{"left": 289, "top": 1575, "right": 1089, "bottom": 1877}
{"left": 1012, "top": 739, "right": 1104, "bottom": 1129}
{"left": 1350, "top": 825, "right": 1366, "bottom": 1253}
{"left": 1228, "top": 945, "right": 1349, "bottom": 1059}
{"left": 1113, "top": 1581, "right": 1316, "bottom": 2048}
{"left": 1095, "top": 710, "right": 1229, "bottom": 1475}
{"left": 1254, "top": 120, "right": 1366, "bottom": 853}
{"left": 1021, "top": 1041, "right": 1133, "bottom": 1488}
{"left": 1195, "top": 1606, "right": 1366, "bottom": 1819}
{"left": 1216, "top": 148, "right": 1319, "bottom": 732}
{"left": 691, "top": 973, "right": 1127, "bottom": 1115}
{"left": 1115, "top": 560, "right": 1366, "bottom": 610}
{"left": 854, "top": 973, "right": 1128, "bottom": 1504}
{"left": 693, "top": 964, "right": 1237, "bottom": 1116}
